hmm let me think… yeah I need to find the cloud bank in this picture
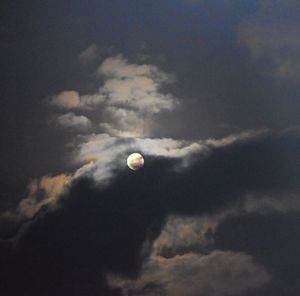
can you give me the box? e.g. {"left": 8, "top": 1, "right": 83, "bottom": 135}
{"left": 1, "top": 125, "right": 299, "bottom": 295}
{"left": 109, "top": 251, "right": 270, "bottom": 296}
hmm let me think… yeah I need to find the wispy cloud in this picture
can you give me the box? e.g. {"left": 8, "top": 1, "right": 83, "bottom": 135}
{"left": 239, "top": 0, "right": 300, "bottom": 81}
{"left": 108, "top": 250, "right": 270, "bottom": 296}
{"left": 51, "top": 54, "right": 178, "bottom": 137}
{"left": 79, "top": 44, "right": 113, "bottom": 64}
{"left": 57, "top": 112, "right": 92, "bottom": 130}
{"left": 52, "top": 90, "right": 81, "bottom": 109}
{"left": 1, "top": 174, "right": 70, "bottom": 221}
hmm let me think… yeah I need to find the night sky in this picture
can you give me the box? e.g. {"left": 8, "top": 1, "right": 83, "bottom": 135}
{"left": 1, "top": 1, "right": 300, "bottom": 295}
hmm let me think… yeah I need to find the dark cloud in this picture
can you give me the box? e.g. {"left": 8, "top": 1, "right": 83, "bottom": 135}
{"left": 1, "top": 1, "right": 300, "bottom": 295}
{"left": 0, "top": 127, "right": 299, "bottom": 295}
{"left": 215, "top": 214, "right": 300, "bottom": 296}
{"left": 111, "top": 251, "right": 270, "bottom": 296}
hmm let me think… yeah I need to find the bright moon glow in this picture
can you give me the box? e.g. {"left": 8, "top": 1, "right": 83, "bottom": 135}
{"left": 127, "top": 153, "right": 144, "bottom": 170}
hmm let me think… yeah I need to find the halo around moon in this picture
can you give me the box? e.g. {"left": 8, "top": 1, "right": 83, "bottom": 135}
{"left": 127, "top": 153, "right": 144, "bottom": 170}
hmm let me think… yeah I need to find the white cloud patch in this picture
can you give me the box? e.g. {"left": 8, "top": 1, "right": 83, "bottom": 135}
{"left": 100, "top": 106, "right": 149, "bottom": 137}
{"left": 97, "top": 55, "right": 176, "bottom": 115}
{"left": 108, "top": 251, "right": 270, "bottom": 296}
{"left": 51, "top": 54, "right": 177, "bottom": 137}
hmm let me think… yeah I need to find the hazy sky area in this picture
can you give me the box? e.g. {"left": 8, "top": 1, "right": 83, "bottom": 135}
{"left": 0, "top": 1, "right": 300, "bottom": 295}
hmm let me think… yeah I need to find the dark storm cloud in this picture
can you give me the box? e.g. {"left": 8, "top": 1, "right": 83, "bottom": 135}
{"left": 0, "top": 127, "right": 299, "bottom": 295}
{"left": 111, "top": 251, "right": 270, "bottom": 296}
{"left": 215, "top": 214, "right": 300, "bottom": 296}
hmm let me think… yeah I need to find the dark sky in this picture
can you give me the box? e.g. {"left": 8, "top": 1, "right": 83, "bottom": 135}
{"left": 1, "top": 1, "right": 300, "bottom": 295}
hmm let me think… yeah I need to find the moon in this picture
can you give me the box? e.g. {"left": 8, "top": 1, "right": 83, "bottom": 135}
{"left": 127, "top": 153, "right": 144, "bottom": 170}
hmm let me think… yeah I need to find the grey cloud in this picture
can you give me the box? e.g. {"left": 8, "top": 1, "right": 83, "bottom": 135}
{"left": 239, "top": 0, "right": 300, "bottom": 81}
{"left": 152, "top": 191, "right": 300, "bottom": 259}
{"left": 57, "top": 112, "right": 92, "bottom": 130}
{"left": 51, "top": 54, "right": 178, "bottom": 137}
{"left": 79, "top": 44, "right": 98, "bottom": 63}
{"left": 109, "top": 251, "right": 270, "bottom": 296}
{"left": 73, "top": 130, "right": 257, "bottom": 184}
{"left": 79, "top": 44, "right": 113, "bottom": 63}
{"left": 152, "top": 215, "right": 214, "bottom": 257}
{"left": 0, "top": 175, "right": 70, "bottom": 222}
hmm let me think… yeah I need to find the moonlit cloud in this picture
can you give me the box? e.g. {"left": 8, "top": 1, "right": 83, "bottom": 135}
{"left": 1, "top": 174, "right": 70, "bottom": 221}
{"left": 74, "top": 130, "right": 263, "bottom": 184}
{"left": 52, "top": 90, "right": 81, "bottom": 109}
{"left": 51, "top": 54, "right": 178, "bottom": 138}
{"left": 108, "top": 251, "right": 270, "bottom": 296}
{"left": 57, "top": 112, "right": 92, "bottom": 130}
{"left": 52, "top": 92, "right": 105, "bottom": 110}
{"left": 1, "top": 50, "right": 200, "bottom": 225}
{"left": 100, "top": 106, "right": 149, "bottom": 137}
{"left": 152, "top": 193, "right": 300, "bottom": 259}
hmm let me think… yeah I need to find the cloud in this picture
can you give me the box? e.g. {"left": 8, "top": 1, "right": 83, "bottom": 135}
{"left": 239, "top": 0, "right": 300, "bottom": 81}
{"left": 3, "top": 126, "right": 299, "bottom": 234}
{"left": 57, "top": 112, "right": 92, "bottom": 130}
{"left": 51, "top": 54, "right": 178, "bottom": 137}
{"left": 1, "top": 174, "right": 70, "bottom": 222}
{"left": 79, "top": 44, "right": 113, "bottom": 63}
{"left": 73, "top": 129, "right": 268, "bottom": 184}
{"left": 51, "top": 90, "right": 81, "bottom": 109}
{"left": 109, "top": 251, "right": 270, "bottom": 296}
{"left": 152, "top": 215, "right": 214, "bottom": 257}
{"left": 1, "top": 127, "right": 299, "bottom": 295}
{"left": 97, "top": 55, "right": 176, "bottom": 114}
{"left": 51, "top": 91, "right": 105, "bottom": 110}
{"left": 98, "top": 54, "right": 171, "bottom": 81}
{"left": 71, "top": 126, "right": 300, "bottom": 258}
{"left": 73, "top": 134, "right": 203, "bottom": 183}
{"left": 152, "top": 192, "right": 300, "bottom": 260}
{"left": 78, "top": 44, "right": 98, "bottom": 63}
{"left": 100, "top": 107, "right": 149, "bottom": 137}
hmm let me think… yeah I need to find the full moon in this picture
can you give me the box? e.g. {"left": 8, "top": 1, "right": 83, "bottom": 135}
{"left": 127, "top": 153, "right": 144, "bottom": 170}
